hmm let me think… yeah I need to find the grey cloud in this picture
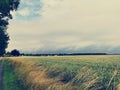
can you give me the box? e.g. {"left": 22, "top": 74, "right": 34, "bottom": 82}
{"left": 26, "top": 45, "right": 120, "bottom": 54}
{"left": 7, "top": 0, "right": 120, "bottom": 54}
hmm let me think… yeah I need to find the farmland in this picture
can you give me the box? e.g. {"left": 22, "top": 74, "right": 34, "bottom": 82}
{"left": 2, "top": 55, "right": 120, "bottom": 90}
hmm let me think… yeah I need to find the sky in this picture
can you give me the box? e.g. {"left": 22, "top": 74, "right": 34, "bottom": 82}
{"left": 7, "top": 0, "right": 120, "bottom": 54}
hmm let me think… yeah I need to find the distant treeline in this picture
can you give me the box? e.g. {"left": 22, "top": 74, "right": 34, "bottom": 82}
{"left": 21, "top": 53, "right": 107, "bottom": 56}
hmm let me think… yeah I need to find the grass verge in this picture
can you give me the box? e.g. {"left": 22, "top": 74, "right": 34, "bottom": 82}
{"left": 3, "top": 59, "right": 26, "bottom": 90}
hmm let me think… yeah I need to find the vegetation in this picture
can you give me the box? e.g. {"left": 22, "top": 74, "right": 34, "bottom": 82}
{"left": 7, "top": 55, "right": 120, "bottom": 90}
{"left": 0, "top": 0, "right": 20, "bottom": 56}
{"left": 10, "top": 49, "right": 20, "bottom": 56}
{"left": 4, "top": 59, "right": 26, "bottom": 90}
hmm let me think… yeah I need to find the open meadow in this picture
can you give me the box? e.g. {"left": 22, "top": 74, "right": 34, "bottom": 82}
{"left": 1, "top": 0, "right": 120, "bottom": 90}
{"left": 3, "top": 55, "right": 120, "bottom": 90}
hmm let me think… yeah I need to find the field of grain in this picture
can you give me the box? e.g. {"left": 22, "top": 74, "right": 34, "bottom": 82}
{"left": 8, "top": 55, "right": 120, "bottom": 90}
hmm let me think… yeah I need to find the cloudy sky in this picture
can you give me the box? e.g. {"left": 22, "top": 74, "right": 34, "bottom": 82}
{"left": 7, "top": 0, "right": 120, "bottom": 54}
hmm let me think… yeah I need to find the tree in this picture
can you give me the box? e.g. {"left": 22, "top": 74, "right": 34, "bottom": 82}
{"left": 5, "top": 51, "right": 11, "bottom": 56}
{"left": 0, "top": 27, "right": 9, "bottom": 55}
{"left": 0, "top": 0, "right": 20, "bottom": 56}
{"left": 11, "top": 49, "right": 20, "bottom": 56}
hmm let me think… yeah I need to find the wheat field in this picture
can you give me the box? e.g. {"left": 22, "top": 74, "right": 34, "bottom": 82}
{"left": 7, "top": 55, "right": 120, "bottom": 90}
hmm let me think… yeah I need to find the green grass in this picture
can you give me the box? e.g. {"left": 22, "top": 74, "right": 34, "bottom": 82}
{"left": 4, "top": 59, "right": 26, "bottom": 90}
{"left": 19, "top": 55, "right": 120, "bottom": 89}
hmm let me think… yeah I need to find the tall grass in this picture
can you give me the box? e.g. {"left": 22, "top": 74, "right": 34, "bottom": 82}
{"left": 3, "top": 59, "right": 26, "bottom": 90}
{"left": 8, "top": 55, "right": 120, "bottom": 90}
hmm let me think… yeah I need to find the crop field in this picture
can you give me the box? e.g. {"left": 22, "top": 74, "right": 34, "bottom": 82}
{"left": 4, "top": 55, "right": 120, "bottom": 90}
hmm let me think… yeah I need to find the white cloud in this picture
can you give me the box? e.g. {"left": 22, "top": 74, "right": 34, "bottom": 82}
{"left": 17, "top": 8, "right": 30, "bottom": 16}
{"left": 7, "top": 0, "right": 120, "bottom": 53}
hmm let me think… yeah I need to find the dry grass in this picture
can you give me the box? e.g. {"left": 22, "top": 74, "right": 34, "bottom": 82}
{"left": 8, "top": 58, "right": 66, "bottom": 90}
{"left": 7, "top": 58, "right": 102, "bottom": 90}
{"left": 7, "top": 56, "right": 120, "bottom": 90}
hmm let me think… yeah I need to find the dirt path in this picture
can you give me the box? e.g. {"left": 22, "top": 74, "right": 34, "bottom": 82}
{"left": 0, "top": 59, "right": 4, "bottom": 90}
